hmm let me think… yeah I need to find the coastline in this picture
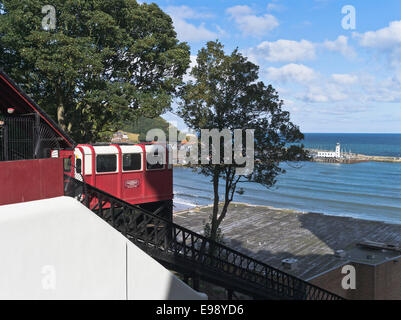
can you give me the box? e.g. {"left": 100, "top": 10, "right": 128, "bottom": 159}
{"left": 174, "top": 201, "right": 299, "bottom": 215}
{"left": 173, "top": 159, "right": 401, "bottom": 225}
{"left": 174, "top": 201, "right": 401, "bottom": 226}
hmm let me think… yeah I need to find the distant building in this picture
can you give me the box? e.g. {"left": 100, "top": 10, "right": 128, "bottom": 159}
{"left": 317, "top": 142, "right": 342, "bottom": 158}
{"left": 111, "top": 131, "right": 129, "bottom": 143}
{"left": 111, "top": 131, "right": 139, "bottom": 144}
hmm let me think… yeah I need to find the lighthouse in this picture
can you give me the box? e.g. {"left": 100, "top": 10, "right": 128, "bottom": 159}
{"left": 316, "top": 142, "right": 342, "bottom": 158}
{"left": 335, "top": 143, "right": 341, "bottom": 158}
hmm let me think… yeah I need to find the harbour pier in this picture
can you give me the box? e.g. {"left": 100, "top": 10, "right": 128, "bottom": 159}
{"left": 307, "top": 143, "right": 401, "bottom": 164}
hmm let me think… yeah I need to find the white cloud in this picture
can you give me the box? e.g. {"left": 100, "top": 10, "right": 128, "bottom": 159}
{"left": 165, "top": 6, "right": 222, "bottom": 42}
{"left": 300, "top": 83, "right": 350, "bottom": 103}
{"left": 356, "top": 20, "right": 401, "bottom": 49}
{"left": 250, "top": 39, "right": 316, "bottom": 63}
{"left": 172, "top": 20, "right": 218, "bottom": 42}
{"left": 323, "top": 36, "right": 356, "bottom": 59}
{"left": 226, "top": 5, "right": 279, "bottom": 37}
{"left": 331, "top": 74, "right": 358, "bottom": 85}
{"left": 246, "top": 36, "right": 355, "bottom": 64}
{"left": 267, "top": 64, "right": 317, "bottom": 83}
{"left": 290, "top": 70, "right": 401, "bottom": 106}
{"left": 183, "top": 55, "right": 198, "bottom": 82}
{"left": 359, "top": 74, "right": 401, "bottom": 103}
{"left": 266, "top": 2, "right": 285, "bottom": 12}
{"left": 355, "top": 20, "right": 401, "bottom": 66}
{"left": 301, "top": 88, "right": 329, "bottom": 103}
{"left": 166, "top": 5, "right": 213, "bottom": 20}
{"left": 300, "top": 85, "right": 330, "bottom": 103}
{"left": 226, "top": 5, "right": 253, "bottom": 16}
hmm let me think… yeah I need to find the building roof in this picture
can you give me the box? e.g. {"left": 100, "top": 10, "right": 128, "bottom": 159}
{"left": 0, "top": 69, "right": 75, "bottom": 148}
{"left": 174, "top": 203, "right": 401, "bottom": 280}
{"left": 343, "top": 242, "right": 401, "bottom": 266}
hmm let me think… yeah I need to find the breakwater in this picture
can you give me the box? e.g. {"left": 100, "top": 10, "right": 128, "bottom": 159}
{"left": 308, "top": 149, "right": 401, "bottom": 164}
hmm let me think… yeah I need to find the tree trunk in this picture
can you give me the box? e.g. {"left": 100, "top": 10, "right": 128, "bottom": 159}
{"left": 56, "top": 84, "right": 67, "bottom": 131}
{"left": 57, "top": 103, "right": 66, "bottom": 131}
{"left": 210, "top": 170, "right": 220, "bottom": 243}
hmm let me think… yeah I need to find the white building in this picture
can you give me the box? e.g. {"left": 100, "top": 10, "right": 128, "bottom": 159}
{"left": 317, "top": 143, "right": 342, "bottom": 158}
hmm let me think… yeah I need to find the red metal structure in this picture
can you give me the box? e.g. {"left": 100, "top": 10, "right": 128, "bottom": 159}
{"left": 0, "top": 158, "right": 64, "bottom": 205}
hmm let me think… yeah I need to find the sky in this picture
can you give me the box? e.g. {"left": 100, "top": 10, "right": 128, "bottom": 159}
{"left": 150, "top": 0, "right": 401, "bottom": 133}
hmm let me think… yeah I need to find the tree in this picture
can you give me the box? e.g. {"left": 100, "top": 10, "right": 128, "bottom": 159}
{"left": 0, "top": 0, "right": 190, "bottom": 142}
{"left": 178, "top": 41, "right": 307, "bottom": 245}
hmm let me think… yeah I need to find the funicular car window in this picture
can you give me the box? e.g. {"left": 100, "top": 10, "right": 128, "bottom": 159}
{"left": 146, "top": 151, "right": 165, "bottom": 170}
{"left": 146, "top": 162, "right": 164, "bottom": 170}
{"left": 63, "top": 157, "right": 71, "bottom": 172}
{"left": 96, "top": 154, "right": 117, "bottom": 173}
{"left": 123, "top": 153, "right": 142, "bottom": 171}
{"left": 76, "top": 158, "right": 82, "bottom": 174}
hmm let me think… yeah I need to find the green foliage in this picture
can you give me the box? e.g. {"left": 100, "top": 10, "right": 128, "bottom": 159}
{"left": 0, "top": 0, "right": 190, "bottom": 143}
{"left": 122, "top": 116, "right": 179, "bottom": 141}
{"left": 178, "top": 40, "right": 307, "bottom": 242}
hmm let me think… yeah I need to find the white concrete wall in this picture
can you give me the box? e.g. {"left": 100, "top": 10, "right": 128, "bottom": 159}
{"left": 0, "top": 197, "right": 206, "bottom": 300}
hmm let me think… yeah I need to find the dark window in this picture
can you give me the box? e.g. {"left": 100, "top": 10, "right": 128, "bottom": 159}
{"left": 63, "top": 157, "right": 71, "bottom": 172}
{"left": 147, "top": 162, "right": 164, "bottom": 170}
{"left": 76, "top": 158, "right": 82, "bottom": 174}
{"left": 96, "top": 154, "right": 117, "bottom": 173}
{"left": 123, "top": 153, "right": 142, "bottom": 171}
{"left": 146, "top": 153, "right": 165, "bottom": 170}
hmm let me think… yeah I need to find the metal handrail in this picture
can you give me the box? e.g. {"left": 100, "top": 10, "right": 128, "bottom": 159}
{"left": 64, "top": 175, "right": 343, "bottom": 300}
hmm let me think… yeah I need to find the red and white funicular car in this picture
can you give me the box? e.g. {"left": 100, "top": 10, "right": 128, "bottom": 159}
{"left": 58, "top": 143, "right": 173, "bottom": 219}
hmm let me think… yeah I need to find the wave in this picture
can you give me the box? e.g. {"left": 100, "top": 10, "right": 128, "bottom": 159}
{"left": 239, "top": 191, "right": 401, "bottom": 212}
{"left": 176, "top": 184, "right": 401, "bottom": 214}
{"left": 175, "top": 165, "right": 401, "bottom": 192}
{"left": 273, "top": 184, "right": 401, "bottom": 201}
{"left": 174, "top": 191, "right": 213, "bottom": 201}
{"left": 174, "top": 182, "right": 212, "bottom": 194}
{"left": 219, "top": 177, "right": 401, "bottom": 199}
{"left": 283, "top": 176, "right": 401, "bottom": 192}
{"left": 173, "top": 197, "right": 198, "bottom": 208}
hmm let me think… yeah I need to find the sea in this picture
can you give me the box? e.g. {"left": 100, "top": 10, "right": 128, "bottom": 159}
{"left": 173, "top": 133, "right": 401, "bottom": 224}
